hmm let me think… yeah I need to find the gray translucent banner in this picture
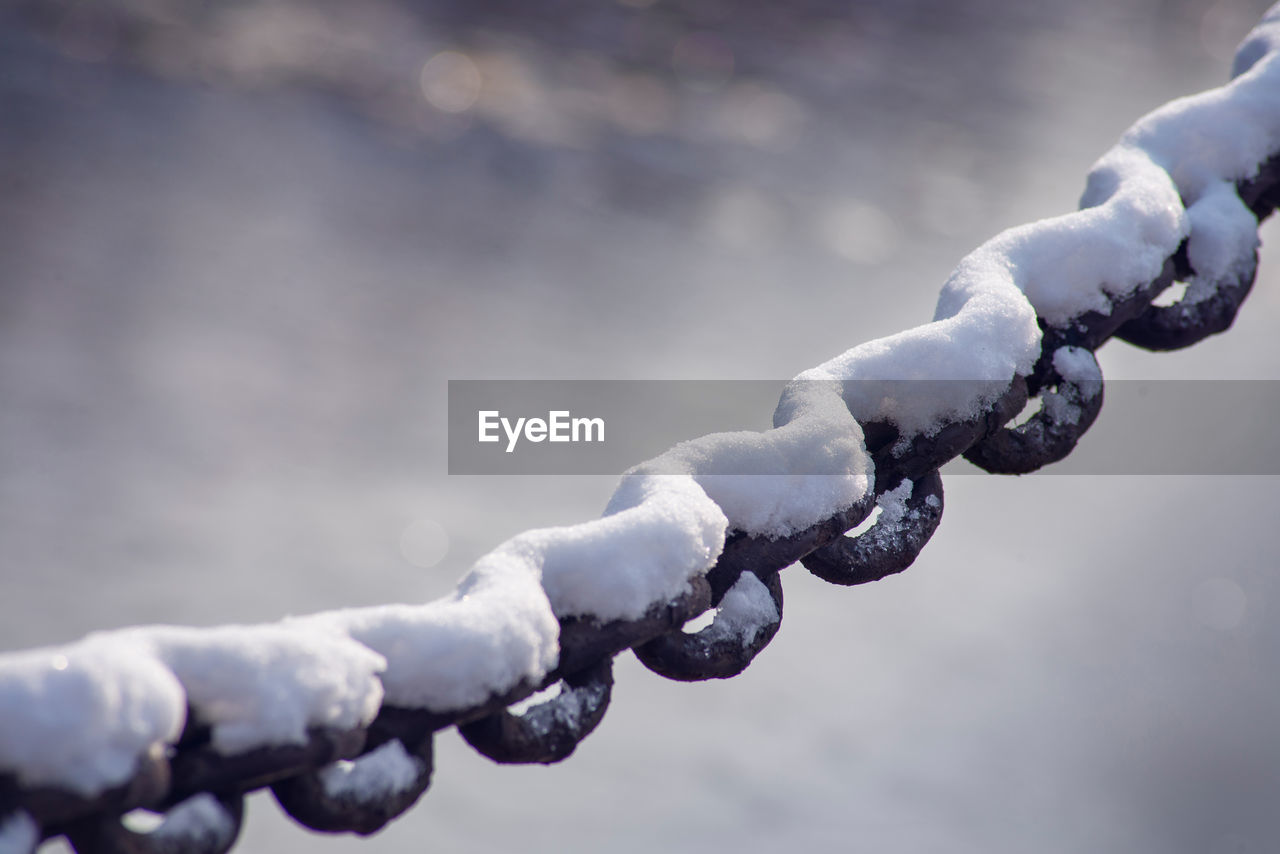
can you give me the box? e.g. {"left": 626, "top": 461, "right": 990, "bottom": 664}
{"left": 447, "top": 380, "right": 1280, "bottom": 475}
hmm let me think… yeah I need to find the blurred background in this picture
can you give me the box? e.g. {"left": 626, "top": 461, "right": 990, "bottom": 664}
{"left": 3, "top": 0, "right": 1280, "bottom": 851}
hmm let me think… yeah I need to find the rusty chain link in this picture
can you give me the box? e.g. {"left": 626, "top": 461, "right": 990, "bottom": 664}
{"left": 4, "top": 44, "right": 1280, "bottom": 854}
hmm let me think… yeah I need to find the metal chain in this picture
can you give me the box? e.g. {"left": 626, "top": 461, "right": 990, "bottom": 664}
{"left": 4, "top": 53, "right": 1280, "bottom": 854}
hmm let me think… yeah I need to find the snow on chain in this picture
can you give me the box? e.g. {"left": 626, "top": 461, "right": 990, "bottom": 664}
{"left": 317, "top": 740, "right": 429, "bottom": 804}
{"left": 0, "top": 812, "right": 38, "bottom": 854}
{"left": 2, "top": 4, "right": 1280, "bottom": 802}
{"left": 697, "top": 572, "right": 782, "bottom": 650}
{"left": 144, "top": 794, "right": 239, "bottom": 851}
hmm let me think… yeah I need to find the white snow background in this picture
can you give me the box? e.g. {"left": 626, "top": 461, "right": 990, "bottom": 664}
{"left": 3, "top": 1, "right": 1280, "bottom": 852}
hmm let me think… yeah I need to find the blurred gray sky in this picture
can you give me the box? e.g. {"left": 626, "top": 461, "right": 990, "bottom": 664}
{"left": 3, "top": 1, "right": 1279, "bottom": 852}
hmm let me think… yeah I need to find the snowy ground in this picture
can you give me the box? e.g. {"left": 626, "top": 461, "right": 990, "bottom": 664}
{"left": 3, "top": 1, "right": 1280, "bottom": 852}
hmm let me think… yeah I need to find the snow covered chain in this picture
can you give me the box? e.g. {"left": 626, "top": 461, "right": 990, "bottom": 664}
{"left": 5, "top": 8, "right": 1280, "bottom": 854}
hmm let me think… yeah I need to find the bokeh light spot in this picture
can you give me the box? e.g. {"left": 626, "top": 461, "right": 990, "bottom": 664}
{"left": 705, "top": 188, "right": 780, "bottom": 249}
{"left": 399, "top": 518, "right": 450, "bottom": 569}
{"left": 420, "top": 50, "right": 483, "bottom": 113}
{"left": 1200, "top": 1, "right": 1256, "bottom": 64}
{"left": 608, "top": 74, "right": 673, "bottom": 135}
{"left": 817, "top": 200, "right": 900, "bottom": 265}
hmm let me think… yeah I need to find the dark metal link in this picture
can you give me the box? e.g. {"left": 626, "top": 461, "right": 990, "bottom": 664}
{"left": 964, "top": 347, "right": 1105, "bottom": 474}
{"left": 1239, "top": 152, "right": 1280, "bottom": 220}
{"left": 271, "top": 738, "right": 433, "bottom": 836}
{"left": 165, "top": 726, "right": 366, "bottom": 807}
{"left": 1036, "top": 255, "right": 1180, "bottom": 357}
{"left": 1117, "top": 241, "right": 1259, "bottom": 351}
{"left": 458, "top": 659, "right": 614, "bottom": 764}
{"left": 67, "top": 793, "right": 243, "bottom": 854}
{"left": 704, "top": 493, "right": 875, "bottom": 602}
{"left": 633, "top": 572, "right": 784, "bottom": 681}
{"left": 6, "top": 750, "right": 170, "bottom": 840}
{"left": 803, "top": 470, "right": 944, "bottom": 586}
{"left": 860, "top": 379, "right": 1028, "bottom": 492}
{"left": 554, "top": 578, "right": 713, "bottom": 678}
{"left": 1118, "top": 259, "right": 1257, "bottom": 350}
